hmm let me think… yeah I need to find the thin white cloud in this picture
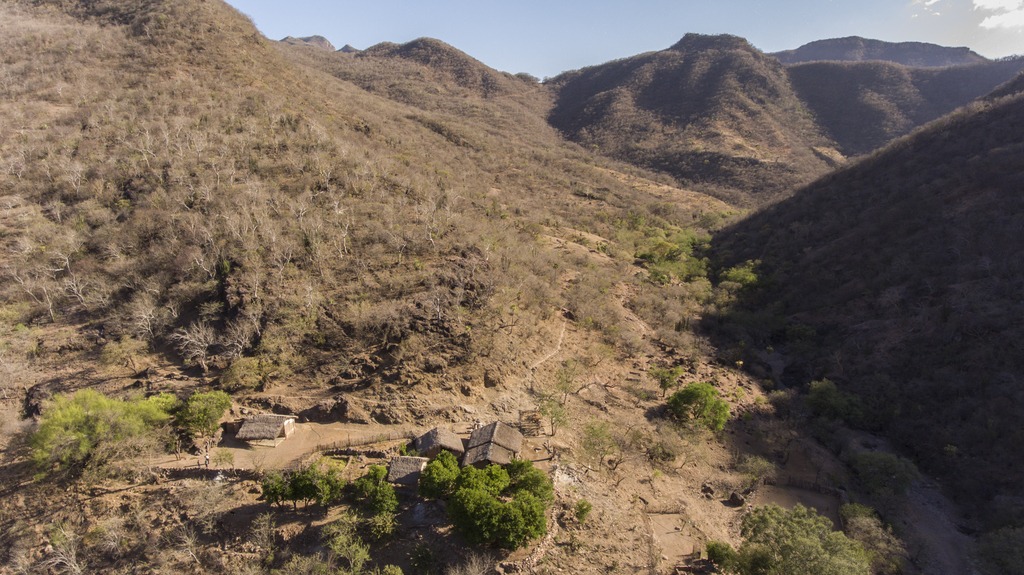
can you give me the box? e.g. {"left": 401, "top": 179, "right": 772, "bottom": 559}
{"left": 912, "top": 0, "right": 945, "bottom": 16}
{"left": 973, "top": 0, "right": 1022, "bottom": 11}
{"left": 980, "top": 8, "right": 1024, "bottom": 27}
{"left": 973, "top": 0, "right": 1024, "bottom": 29}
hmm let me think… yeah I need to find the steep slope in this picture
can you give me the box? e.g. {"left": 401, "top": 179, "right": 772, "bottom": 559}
{"left": 0, "top": 0, "right": 743, "bottom": 407}
{"left": 358, "top": 37, "right": 536, "bottom": 99}
{"left": 548, "top": 34, "right": 842, "bottom": 206}
{"left": 773, "top": 36, "right": 987, "bottom": 67}
{"left": 0, "top": 4, "right": 760, "bottom": 573}
{"left": 711, "top": 91, "right": 1024, "bottom": 531}
{"left": 987, "top": 70, "right": 1024, "bottom": 99}
{"left": 277, "top": 35, "right": 550, "bottom": 124}
{"left": 788, "top": 57, "right": 1024, "bottom": 155}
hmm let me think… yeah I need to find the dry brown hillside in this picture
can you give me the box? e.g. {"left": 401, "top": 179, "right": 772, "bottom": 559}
{"left": 788, "top": 57, "right": 1024, "bottom": 155}
{"left": 0, "top": 2, "right": 810, "bottom": 574}
{"left": 548, "top": 33, "right": 841, "bottom": 207}
{"left": 710, "top": 88, "right": 1024, "bottom": 548}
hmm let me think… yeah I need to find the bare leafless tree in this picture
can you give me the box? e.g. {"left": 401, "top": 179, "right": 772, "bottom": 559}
{"left": 169, "top": 321, "right": 216, "bottom": 372}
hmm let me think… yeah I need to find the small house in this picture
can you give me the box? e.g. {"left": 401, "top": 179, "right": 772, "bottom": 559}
{"left": 462, "top": 421, "right": 523, "bottom": 467}
{"left": 235, "top": 414, "right": 296, "bottom": 447}
{"left": 413, "top": 427, "right": 465, "bottom": 459}
{"left": 388, "top": 456, "right": 429, "bottom": 485}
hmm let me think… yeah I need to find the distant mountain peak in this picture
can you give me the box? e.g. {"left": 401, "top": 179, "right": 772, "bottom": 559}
{"left": 668, "top": 33, "right": 756, "bottom": 53}
{"left": 280, "top": 35, "right": 335, "bottom": 51}
{"left": 773, "top": 36, "right": 987, "bottom": 67}
{"left": 338, "top": 44, "right": 360, "bottom": 53}
{"left": 360, "top": 37, "right": 520, "bottom": 98}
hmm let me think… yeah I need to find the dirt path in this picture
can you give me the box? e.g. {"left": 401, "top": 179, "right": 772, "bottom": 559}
{"left": 529, "top": 318, "right": 567, "bottom": 371}
{"left": 900, "top": 481, "right": 979, "bottom": 575}
{"left": 155, "top": 422, "right": 422, "bottom": 472}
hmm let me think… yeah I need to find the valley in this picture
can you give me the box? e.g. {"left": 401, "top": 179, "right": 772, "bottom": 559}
{"left": 1, "top": 1, "right": 1022, "bottom": 574}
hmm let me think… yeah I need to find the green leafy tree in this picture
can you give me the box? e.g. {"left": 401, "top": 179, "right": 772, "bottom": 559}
{"left": 667, "top": 382, "right": 730, "bottom": 432}
{"left": 706, "top": 540, "right": 739, "bottom": 571}
{"left": 720, "top": 260, "right": 760, "bottom": 288}
{"left": 289, "top": 466, "right": 320, "bottom": 509}
{"left": 840, "top": 504, "right": 908, "bottom": 575}
{"left": 220, "top": 356, "right": 270, "bottom": 392}
{"left": 538, "top": 392, "right": 568, "bottom": 436}
{"left": 419, "top": 450, "right": 460, "bottom": 499}
{"left": 807, "top": 379, "right": 864, "bottom": 425}
{"left": 261, "top": 471, "right": 290, "bottom": 508}
{"left": 441, "top": 460, "right": 554, "bottom": 550}
{"left": 177, "top": 390, "right": 231, "bottom": 439}
{"left": 449, "top": 488, "right": 504, "bottom": 546}
{"left": 30, "top": 390, "right": 174, "bottom": 476}
{"left": 495, "top": 491, "right": 547, "bottom": 549}
{"left": 851, "top": 452, "right": 919, "bottom": 499}
{"left": 505, "top": 459, "right": 554, "bottom": 503}
{"left": 351, "top": 465, "right": 398, "bottom": 516}
{"left": 737, "top": 504, "right": 870, "bottom": 575}
{"left": 649, "top": 365, "right": 685, "bottom": 397}
{"left": 454, "top": 464, "right": 510, "bottom": 497}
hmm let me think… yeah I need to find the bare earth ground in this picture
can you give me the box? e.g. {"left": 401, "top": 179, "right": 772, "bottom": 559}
{"left": 0, "top": 229, "right": 979, "bottom": 574}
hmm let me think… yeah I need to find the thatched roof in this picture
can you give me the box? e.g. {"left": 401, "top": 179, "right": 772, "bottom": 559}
{"left": 468, "top": 422, "right": 523, "bottom": 452}
{"left": 462, "top": 422, "right": 523, "bottom": 467}
{"left": 236, "top": 414, "right": 294, "bottom": 441}
{"left": 388, "top": 456, "right": 429, "bottom": 485}
{"left": 414, "top": 427, "right": 465, "bottom": 457}
{"left": 462, "top": 442, "right": 516, "bottom": 467}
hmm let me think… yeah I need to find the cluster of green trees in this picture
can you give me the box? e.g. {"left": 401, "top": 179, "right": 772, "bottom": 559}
{"left": 261, "top": 457, "right": 348, "bottom": 510}
{"left": 30, "top": 389, "right": 232, "bottom": 478}
{"left": 419, "top": 452, "right": 553, "bottom": 549}
{"left": 262, "top": 462, "right": 400, "bottom": 541}
{"left": 707, "top": 504, "right": 871, "bottom": 575}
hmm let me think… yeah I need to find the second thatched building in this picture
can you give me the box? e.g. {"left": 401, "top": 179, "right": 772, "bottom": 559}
{"left": 462, "top": 421, "right": 523, "bottom": 467}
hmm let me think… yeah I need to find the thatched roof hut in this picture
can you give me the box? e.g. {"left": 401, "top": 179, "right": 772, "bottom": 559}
{"left": 388, "top": 456, "right": 429, "bottom": 485}
{"left": 236, "top": 414, "right": 295, "bottom": 447}
{"left": 462, "top": 422, "right": 523, "bottom": 467}
{"left": 414, "top": 427, "right": 465, "bottom": 458}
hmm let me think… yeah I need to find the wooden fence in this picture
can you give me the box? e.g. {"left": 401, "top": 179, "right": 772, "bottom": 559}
{"left": 313, "top": 429, "right": 417, "bottom": 457}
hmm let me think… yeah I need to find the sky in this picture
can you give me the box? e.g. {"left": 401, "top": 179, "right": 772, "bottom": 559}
{"left": 226, "top": 0, "right": 1024, "bottom": 78}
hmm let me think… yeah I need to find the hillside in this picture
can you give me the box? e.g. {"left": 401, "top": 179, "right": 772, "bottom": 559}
{"left": 788, "top": 57, "right": 1024, "bottom": 155}
{"left": 710, "top": 89, "right": 1024, "bottom": 538}
{"left": 277, "top": 35, "right": 550, "bottom": 120}
{"left": 773, "top": 36, "right": 988, "bottom": 67}
{"left": 548, "top": 34, "right": 842, "bottom": 206}
{"left": 0, "top": 2, "right": 783, "bottom": 574}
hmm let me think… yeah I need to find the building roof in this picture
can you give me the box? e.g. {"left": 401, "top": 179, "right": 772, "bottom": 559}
{"left": 467, "top": 421, "right": 523, "bottom": 453}
{"left": 236, "top": 414, "right": 294, "bottom": 441}
{"left": 388, "top": 456, "right": 429, "bottom": 485}
{"left": 414, "top": 427, "right": 465, "bottom": 455}
{"left": 462, "top": 442, "right": 517, "bottom": 467}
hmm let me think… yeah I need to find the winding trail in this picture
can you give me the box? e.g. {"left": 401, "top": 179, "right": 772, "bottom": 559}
{"left": 529, "top": 318, "right": 567, "bottom": 371}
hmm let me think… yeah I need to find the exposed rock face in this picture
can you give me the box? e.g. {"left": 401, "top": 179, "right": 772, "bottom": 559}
{"left": 300, "top": 396, "right": 369, "bottom": 424}
{"left": 727, "top": 491, "right": 746, "bottom": 507}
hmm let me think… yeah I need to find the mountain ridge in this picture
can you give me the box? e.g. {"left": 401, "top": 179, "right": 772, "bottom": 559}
{"left": 773, "top": 36, "right": 989, "bottom": 67}
{"left": 548, "top": 33, "right": 840, "bottom": 206}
